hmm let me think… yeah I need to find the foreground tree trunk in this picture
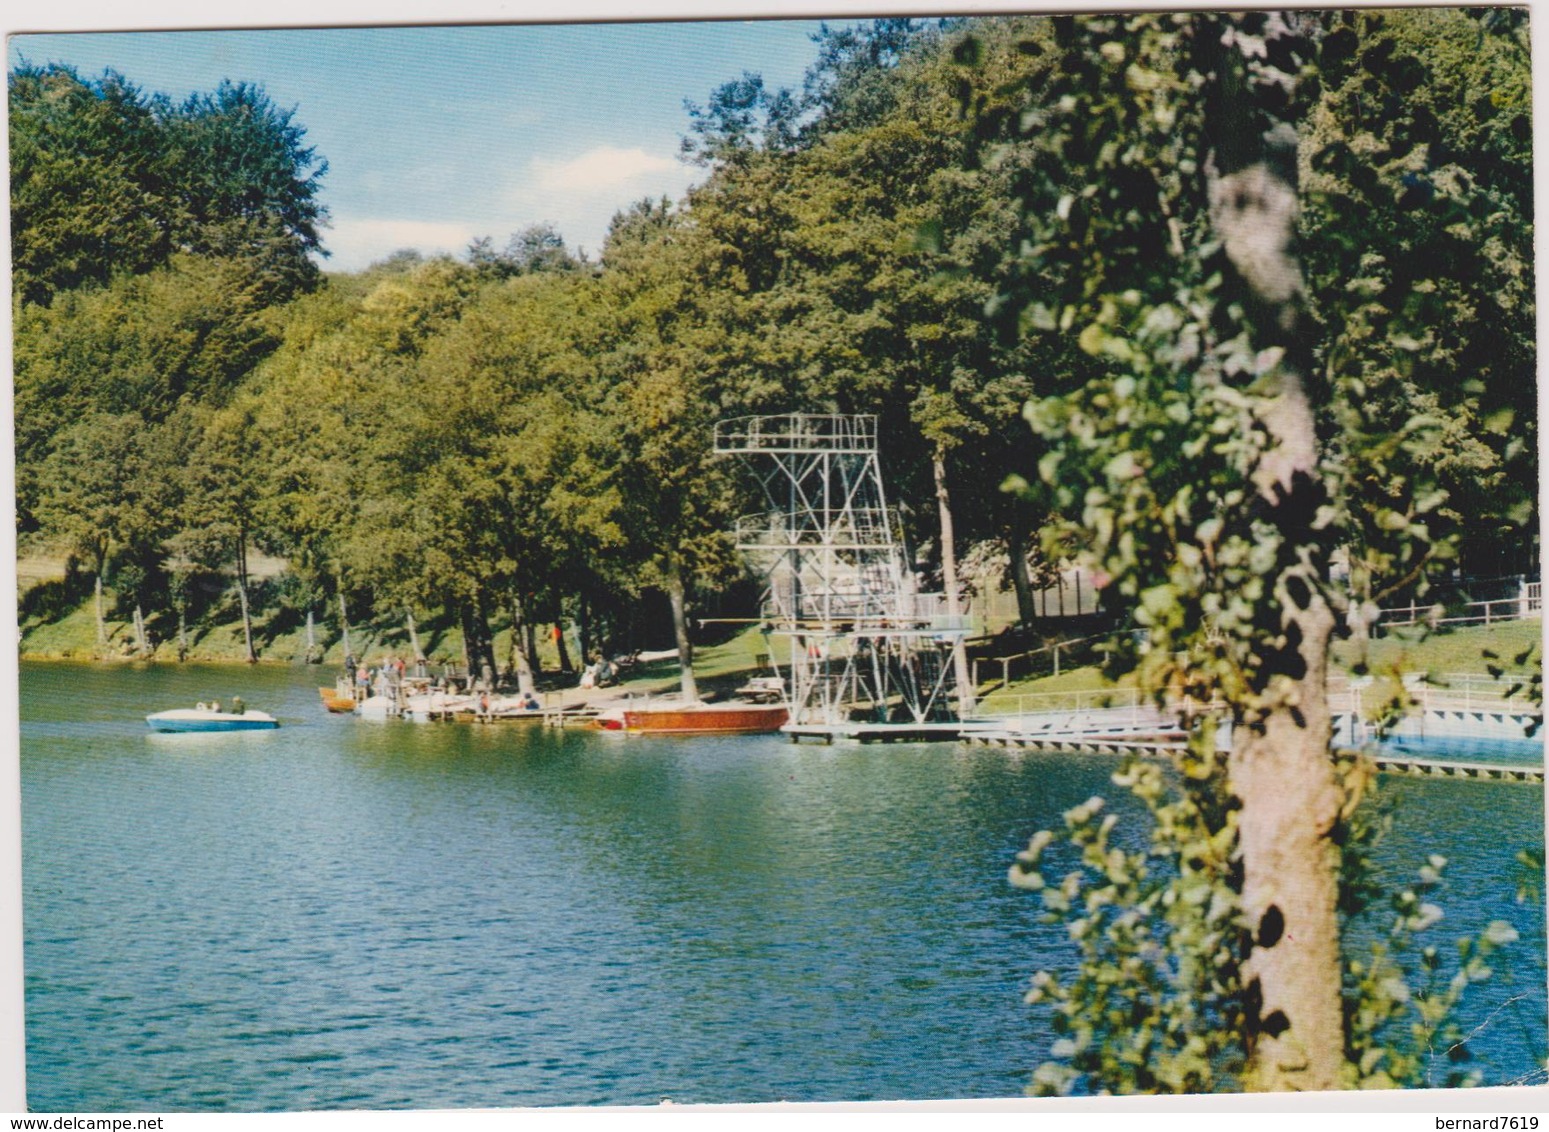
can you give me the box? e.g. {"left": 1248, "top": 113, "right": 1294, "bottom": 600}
{"left": 1206, "top": 13, "right": 1347, "bottom": 1090}
{"left": 933, "top": 450, "right": 976, "bottom": 717}
{"left": 1230, "top": 595, "right": 1342, "bottom": 1091}
{"left": 665, "top": 556, "right": 698, "bottom": 702}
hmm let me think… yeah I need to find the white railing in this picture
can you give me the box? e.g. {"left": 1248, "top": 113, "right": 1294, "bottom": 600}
{"left": 760, "top": 590, "right": 971, "bottom": 633}
{"left": 971, "top": 634, "right": 1103, "bottom": 688}
{"left": 733, "top": 509, "right": 897, "bottom": 548}
{"left": 967, "top": 684, "right": 1226, "bottom": 730}
{"left": 1328, "top": 673, "right": 1536, "bottom": 720}
{"left": 971, "top": 673, "right": 1537, "bottom": 742}
{"left": 1405, "top": 673, "right": 1537, "bottom": 715}
{"left": 714, "top": 413, "right": 878, "bottom": 454}
{"left": 1375, "top": 591, "right": 1542, "bottom": 630}
{"left": 971, "top": 684, "right": 1144, "bottom": 720}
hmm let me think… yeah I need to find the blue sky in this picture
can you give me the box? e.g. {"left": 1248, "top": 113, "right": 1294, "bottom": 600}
{"left": 8, "top": 20, "right": 835, "bottom": 270}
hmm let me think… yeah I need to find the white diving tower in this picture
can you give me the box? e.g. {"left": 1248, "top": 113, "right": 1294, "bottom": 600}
{"left": 714, "top": 413, "right": 971, "bottom": 727}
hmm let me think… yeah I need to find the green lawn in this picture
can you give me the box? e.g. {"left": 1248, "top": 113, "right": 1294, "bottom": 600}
{"left": 984, "top": 618, "right": 1542, "bottom": 708}
{"left": 1339, "top": 617, "right": 1541, "bottom": 678}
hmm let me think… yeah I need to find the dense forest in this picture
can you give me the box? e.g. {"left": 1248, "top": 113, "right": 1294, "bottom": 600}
{"left": 11, "top": 11, "right": 1535, "bottom": 687}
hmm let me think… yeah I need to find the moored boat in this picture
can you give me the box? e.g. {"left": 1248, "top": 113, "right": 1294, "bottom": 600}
{"left": 403, "top": 690, "right": 478, "bottom": 722}
{"left": 594, "top": 701, "right": 788, "bottom": 735}
{"left": 356, "top": 694, "right": 398, "bottom": 719}
{"left": 319, "top": 686, "right": 357, "bottom": 713}
{"left": 146, "top": 705, "right": 279, "bottom": 733}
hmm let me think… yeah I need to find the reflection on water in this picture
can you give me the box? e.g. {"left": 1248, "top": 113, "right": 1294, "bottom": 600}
{"left": 18, "top": 662, "right": 1546, "bottom": 1109}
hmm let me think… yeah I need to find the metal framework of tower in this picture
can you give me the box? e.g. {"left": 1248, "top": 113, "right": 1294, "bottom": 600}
{"left": 713, "top": 413, "right": 970, "bottom": 726}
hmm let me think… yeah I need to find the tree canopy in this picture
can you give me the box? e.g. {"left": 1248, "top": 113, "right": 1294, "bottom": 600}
{"left": 11, "top": 63, "right": 327, "bottom": 307}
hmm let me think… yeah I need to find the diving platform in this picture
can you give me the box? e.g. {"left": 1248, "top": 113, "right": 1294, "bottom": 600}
{"left": 716, "top": 412, "right": 973, "bottom": 730}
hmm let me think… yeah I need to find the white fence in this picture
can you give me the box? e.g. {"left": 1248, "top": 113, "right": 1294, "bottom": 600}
{"left": 1329, "top": 672, "right": 1537, "bottom": 719}
{"left": 976, "top": 673, "right": 1535, "bottom": 730}
{"left": 969, "top": 634, "right": 1104, "bottom": 688}
{"left": 1374, "top": 580, "right": 1541, "bottom": 630}
{"left": 969, "top": 684, "right": 1225, "bottom": 724}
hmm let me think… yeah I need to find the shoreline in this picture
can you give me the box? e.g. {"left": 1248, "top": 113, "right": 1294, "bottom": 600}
{"left": 14, "top": 650, "right": 758, "bottom": 711}
{"left": 19, "top": 650, "right": 316, "bottom": 665}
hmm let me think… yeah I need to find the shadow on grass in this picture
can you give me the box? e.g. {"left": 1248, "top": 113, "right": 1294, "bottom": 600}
{"left": 19, "top": 572, "right": 93, "bottom": 628}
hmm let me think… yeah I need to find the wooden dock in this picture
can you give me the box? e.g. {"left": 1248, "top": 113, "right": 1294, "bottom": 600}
{"left": 964, "top": 732, "right": 1188, "bottom": 757}
{"left": 338, "top": 679, "right": 1544, "bottom": 783}
{"left": 784, "top": 721, "right": 967, "bottom": 744}
{"left": 1363, "top": 751, "right": 1543, "bottom": 783}
{"left": 963, "top": 730, "right": 1542, "bottom": 783}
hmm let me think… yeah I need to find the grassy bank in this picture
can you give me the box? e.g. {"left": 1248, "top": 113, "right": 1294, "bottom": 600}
{"left": 1337, "top": 617, "right": 1542, "bottom": 677}
{"left": 17, "top": 575, "right": 778, "bottom": 703}
{"left": 983, "top": 618, "right": 1542, "bottom": 709}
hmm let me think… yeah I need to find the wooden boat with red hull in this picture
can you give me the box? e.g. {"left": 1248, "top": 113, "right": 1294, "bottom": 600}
{"left": 594, "top": 701, "right": 789, "bottom": 735}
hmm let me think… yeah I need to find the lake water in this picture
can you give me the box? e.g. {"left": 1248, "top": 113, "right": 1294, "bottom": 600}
{"left": 17, "top": 661, "right": 1547, "bottom": 1110}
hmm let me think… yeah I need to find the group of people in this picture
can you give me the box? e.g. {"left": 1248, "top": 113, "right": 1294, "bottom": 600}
{"left": 345, "top": 653, "right": 430, "bottom": 701}
{"left": 341, "top": 649, "right": 554, "bottom": 714}
{"left": 197, "top": 696, "right": 244, "bottom": 714}
{"left": 476, "top": 690, "right": 543, "bottom": 716}
{"left": 340, "top": 648, "right": 635, "bottom": 701}
{"left": 578, "top": 656, "right": 619, "bottom": 690}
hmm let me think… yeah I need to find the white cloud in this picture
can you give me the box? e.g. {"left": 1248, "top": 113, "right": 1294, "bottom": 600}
{"left": 321, "top": 217, "right": 480, "bottom": 273}
{"left": 509, "top": 144, "right": 700, "bottom": 255}
{"left": 533, "top": 146, "right": 679, "bottom": 193}
{"left": 317, "top": 145, "right": 701, "bottom": 272}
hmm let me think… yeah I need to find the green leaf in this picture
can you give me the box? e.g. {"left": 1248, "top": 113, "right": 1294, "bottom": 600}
{"left": 1482, "top": 920, "right": 1519, "bottom": 946}
{"left": 1483, "top": 408, "right": 1515, "bottom": 434}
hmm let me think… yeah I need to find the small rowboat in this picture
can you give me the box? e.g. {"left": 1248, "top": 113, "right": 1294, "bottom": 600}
{"left": 319, "top": 686, "right": 357, "bottom": 713}
{"left": 146, "top": 706, "right": 279, "bottom": 733}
